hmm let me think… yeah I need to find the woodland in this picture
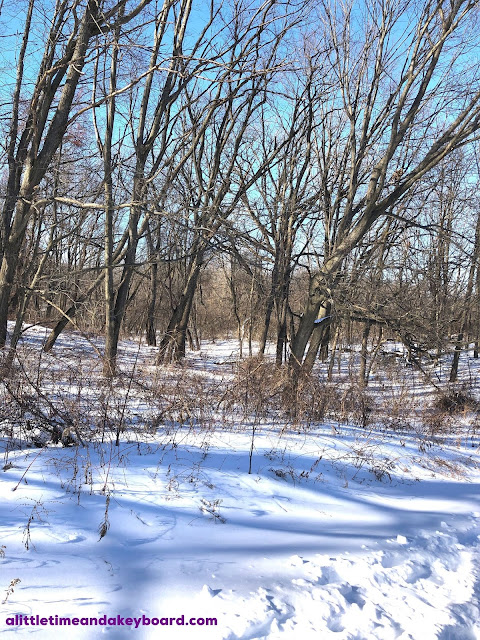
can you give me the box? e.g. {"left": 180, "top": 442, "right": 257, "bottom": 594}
{"left": 2, "top": 3, "right": 480, "bottom": 638}
{"left": 1, "top": 0, "right": 480, "bottom": 384}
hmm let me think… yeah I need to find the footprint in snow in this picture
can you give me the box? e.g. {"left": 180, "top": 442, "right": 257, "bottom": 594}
{"left": 340, "top": 584, "right": 366, "bottom": 609}
{"left": 316, "top": 565, "right": 341, "bottom": 585}
{"left": 405, "top": 561, "right": 432, "bottom": 584}
{"left": 201, "top": 584, "right": 222, "bottom": 598}
{"left": 381, "top": 551, "right": 404, "bottom": 569}
{"left": 327, "top": 615, "right": 345, "bottom": 633}
{"left": 35, "top": 559, "right": 62, "bottom": 568}
{"left": 62, "top": 534, "right": 86, "bottom": 544}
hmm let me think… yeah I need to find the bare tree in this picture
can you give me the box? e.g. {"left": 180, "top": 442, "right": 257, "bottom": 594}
{"left": 241, "top": 62, "right": 321, "bottom": 364}
{"left": 288, "top": 0, "right": 480, "bottom": 377}
{"left": 156, "top": 0, "right": 305, "bottom": 363}
{"left": 0, "top": 0, "right": 154, "bottom": 347}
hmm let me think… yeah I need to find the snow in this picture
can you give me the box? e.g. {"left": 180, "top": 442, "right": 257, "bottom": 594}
{"left": 1, "top": 324, "right": 480, "bottom": 639}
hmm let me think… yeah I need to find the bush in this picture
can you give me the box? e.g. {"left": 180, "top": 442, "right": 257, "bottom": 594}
{"left": 433, "top": 386, "right": 478, "bottom": 414}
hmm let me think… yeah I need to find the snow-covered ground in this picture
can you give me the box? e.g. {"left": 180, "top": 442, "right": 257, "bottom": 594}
{"left": 1, "top": 325, "right": 480, "bottom": 639}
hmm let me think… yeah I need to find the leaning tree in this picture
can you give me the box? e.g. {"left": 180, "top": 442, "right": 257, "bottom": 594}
{"left": 288, "top": 0, "right": 480, "bottom": 376}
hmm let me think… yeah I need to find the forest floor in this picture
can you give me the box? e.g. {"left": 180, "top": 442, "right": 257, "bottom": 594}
{"left": 0, "top": 324, "right": 479, "bottom": 639}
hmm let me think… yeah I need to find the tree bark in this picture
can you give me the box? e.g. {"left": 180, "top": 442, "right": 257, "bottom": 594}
{"left": 302, "top": 302, "right": 332, "bottom": 374}
{"left": 157, "top": 250, "right": 204, "bottom": 363}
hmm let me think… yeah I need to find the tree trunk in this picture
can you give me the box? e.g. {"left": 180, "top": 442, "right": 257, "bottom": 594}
{"left": 302, "top": 302, "right": 332, "bottom": 374}
{"left": 259, "top": 279, "right": 275, "bottom": 356}
{"left": 449, "top": 213, "right": 480, "bottom": 382}
{"left": 157, "top": 252, "right": 203, "bottom": 363}
{"left": 104, "top": 230, "right": 140, "bottom": 372}
{"left": 327, "top": 325, "right": 340, "bottom": 381}
{"left": 145, "top": 259, "right": 158, "bottom": 347}
{"left": 359, "top": 321, "right": 372, "bottom": 387}
{"left": 289, "top": 281, "right": 323, "bottom": 375}
{"left": 0, "top": 245, "right": 19, "bottom": 346}
{"left": 0, "top": 0, "right": 101, "bottom": 346}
